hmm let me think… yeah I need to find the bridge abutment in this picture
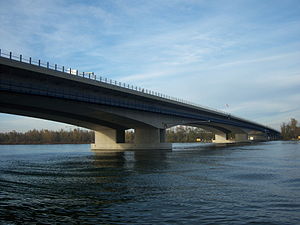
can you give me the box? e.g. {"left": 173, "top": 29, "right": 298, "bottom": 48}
{"left": 91, "top": 127, "right": 172, "bottom": 151}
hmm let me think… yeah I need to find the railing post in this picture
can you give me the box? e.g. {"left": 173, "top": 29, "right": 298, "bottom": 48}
{"left": 55, "top": 64, "right": 57, "bottom": 70}
{"left": 0, "top": 49, "right": 1, "bottom": 56}
{"left": 9, "top": 52, "right": 12, "bottom": 59}
{"left": 29, "top": 57, "right": 32, "bottom": 64}
{"left": 89, "top": 73, "right": 90, "bottom": 79}
{"left": 47, "top": 62, "right": 49, "bottom": 68}
{"left": 76, "top": 70, "right": 78, "bottom": 76}
{"left": 19, "top": 54, "right": 22, "bottom": 62}
{"left": 83, "top": 72, "right": 85, "bottom": 77}
{"left": 62, "top": 66, "right": 64, "bottom": 72}
{"left": 38, "top": 60, "right": 40, "bottom": 66}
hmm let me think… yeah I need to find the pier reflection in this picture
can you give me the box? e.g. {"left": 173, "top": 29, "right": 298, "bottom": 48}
{"left": 91, "top": 149, "right": 170, "bottom": 171}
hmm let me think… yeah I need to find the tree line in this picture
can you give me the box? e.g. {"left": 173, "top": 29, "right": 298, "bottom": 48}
{"left": 281, "top": 118, "right": 300, "bottom": 140}
{"left": 166, "top": 126, "right": 213, "bottom": 142}
{"left": 3, "top": 119, "right": 298, "bottom": 144}
{"left": 0, "top": 126, "right": 213, "bottom": 145}
{"left": 0, "top": 129, "right": 94, "bottom": 144}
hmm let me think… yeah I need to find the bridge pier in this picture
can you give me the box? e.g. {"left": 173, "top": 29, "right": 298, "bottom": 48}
{"left": 235, "top": 133, "right": 249, "bottom": 142}
{"left": 213, "top": 132, "right": 249, "bottom": 143}
{"left": 91, "top": 127, "right": 172, "bottom": 151}
{"left": 212, "top": 133, "right": 232, "bottom": 143}
{"left": 248, "top": 133, "right": 268, "bottom": 141}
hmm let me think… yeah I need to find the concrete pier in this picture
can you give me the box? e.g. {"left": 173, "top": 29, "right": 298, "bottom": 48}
{"left": 212, "top": 132, "right": 235, "bottom": 143}
{"left": 235, "top": 133, "right": 249, "bottom": 142}
{"left": 213, "top": 132, "right": 249, "bottom": 143}
{"left": 91, "top": 127, "right": 172, "bottom": 150}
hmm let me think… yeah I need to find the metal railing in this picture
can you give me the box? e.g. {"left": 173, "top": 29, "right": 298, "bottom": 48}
{"left": 0, "top": 48, "right": 278, "bottom": 132}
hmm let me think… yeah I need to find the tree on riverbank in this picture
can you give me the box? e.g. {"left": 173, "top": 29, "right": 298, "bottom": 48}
{"left": 0, "top": 129, "right": 94, "bottom": 144}
{"left": 281, "top": 118, "right": 300, "bottom": 140}
{"left": 124, "top": 126, "right": 213, "bottom": 143}
{"left": 166, "top": 126, "right": 213, "bottom": 142}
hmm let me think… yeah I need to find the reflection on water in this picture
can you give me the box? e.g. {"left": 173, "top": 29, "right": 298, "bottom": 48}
{"left": 0, "top": 142, "right": 299, "bottom": 224}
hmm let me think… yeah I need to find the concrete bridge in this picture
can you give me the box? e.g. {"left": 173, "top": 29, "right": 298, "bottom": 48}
{"left": 0, "top": 50, "right": 280, "bottom": 150}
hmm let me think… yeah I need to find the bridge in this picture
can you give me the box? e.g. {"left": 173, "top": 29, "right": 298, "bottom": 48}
{"left": 0, "top": 50, "right": 280, "bottom": 150}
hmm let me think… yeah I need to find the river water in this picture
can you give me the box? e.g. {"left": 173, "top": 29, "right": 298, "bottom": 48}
{"left": 0, "top": 141, "right": 299, "bottom": 224}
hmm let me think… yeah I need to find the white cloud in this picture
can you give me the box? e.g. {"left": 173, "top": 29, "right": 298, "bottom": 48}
{"left": 215, "top": 52, "right": 300, "bottom": 68}
{"left": 120, "top": 71, "right": 173, "bottom": 82}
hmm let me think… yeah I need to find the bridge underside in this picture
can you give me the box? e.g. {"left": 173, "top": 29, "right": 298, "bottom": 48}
{"left": 0, "top": 90, "right": 272, "bottom": 150}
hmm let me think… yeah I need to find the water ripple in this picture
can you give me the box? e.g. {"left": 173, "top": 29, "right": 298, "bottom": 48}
{"left": 0, "top": 142, "right": 299, "bottom": 224}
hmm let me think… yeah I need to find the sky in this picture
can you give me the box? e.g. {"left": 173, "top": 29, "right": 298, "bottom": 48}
{"left": 0, "top": 0, "right": 299, "bottom": 132}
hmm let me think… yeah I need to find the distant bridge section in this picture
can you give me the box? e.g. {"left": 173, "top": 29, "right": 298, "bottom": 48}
{"left": 0, "top": 50, "right": 280, "bottom": 150}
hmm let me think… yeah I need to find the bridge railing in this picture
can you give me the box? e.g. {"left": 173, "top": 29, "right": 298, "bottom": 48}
{"left": 0, "top": 49, "right": 235, "bottom": 116}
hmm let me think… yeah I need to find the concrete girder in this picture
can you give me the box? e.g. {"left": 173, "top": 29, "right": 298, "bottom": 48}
{"left": 0, "top": 102, "right": 128, "bottom": 131}
{"left": 208, "top": 122, "right": 248, "bottom": 134}
{"left": 0, "top": 90, "right": 201, "bottom": 131}
{"left": 93, "top": 105, "right": 198, "bottom": 129}
{"left": 0, "top": 91, "right": 152, "bottom": 130}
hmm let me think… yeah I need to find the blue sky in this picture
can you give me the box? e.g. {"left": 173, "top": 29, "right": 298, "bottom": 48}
{"left": 0, "top": 0, "right": 299, "bottom": 132}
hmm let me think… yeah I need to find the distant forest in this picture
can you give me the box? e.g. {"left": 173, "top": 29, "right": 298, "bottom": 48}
{"left": 0, "top": 126, "right": 213, "bottom": 145}
{"left": 0, "top": 129, "right": 94, "bottom": 145}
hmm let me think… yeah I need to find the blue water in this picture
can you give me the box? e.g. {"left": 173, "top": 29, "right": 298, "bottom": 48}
{"left": 0, "top": 141, "right": 299, "bottom": 224}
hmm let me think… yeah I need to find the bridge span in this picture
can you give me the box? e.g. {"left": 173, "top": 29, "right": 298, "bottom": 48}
{"left": 0, "top": 50, "right": 280, "bottom": 150}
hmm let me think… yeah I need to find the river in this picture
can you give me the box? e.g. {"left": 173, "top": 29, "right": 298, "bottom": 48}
{"left": 0, "top": 141, "right": 299, "bottom": 224}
